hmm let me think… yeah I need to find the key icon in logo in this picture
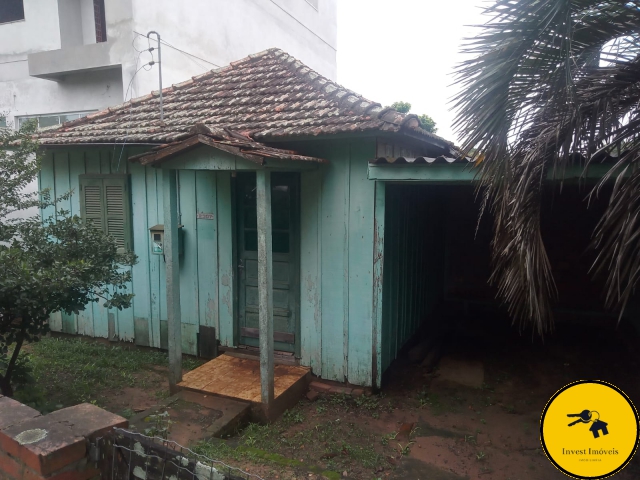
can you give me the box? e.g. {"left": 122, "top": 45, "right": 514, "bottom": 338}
{"left": 567, "top": 410, "right": 609, "bottom": 438}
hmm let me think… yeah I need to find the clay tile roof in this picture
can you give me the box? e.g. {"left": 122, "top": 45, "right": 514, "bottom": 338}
{"left": 36, "top": 48, "right": 455, "bottom": 163}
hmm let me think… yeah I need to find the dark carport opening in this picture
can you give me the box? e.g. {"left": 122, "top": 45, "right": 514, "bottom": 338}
{"left": 379, "top": 182, "right": 640, "bottom": 390}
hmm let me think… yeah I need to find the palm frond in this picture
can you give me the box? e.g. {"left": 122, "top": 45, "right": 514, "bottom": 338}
{"left": 453, "top": 0, "right": 640, "bottom": 333}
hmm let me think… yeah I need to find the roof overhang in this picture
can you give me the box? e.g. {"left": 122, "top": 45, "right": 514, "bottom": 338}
{"left": 129, "top": 133, "right": 327, "bottom": 169}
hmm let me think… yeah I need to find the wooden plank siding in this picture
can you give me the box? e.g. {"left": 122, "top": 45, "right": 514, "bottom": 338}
{"left": 216, "top": 172, "right": 235, "bottom": 348}
{"left": 44, "top": 138, "right": 386, "bottom": 387}
{"left": 195, "top": 171, "right": 219, "bottom": 332}
{"left": 299, "top": 171, "right": 322, "bottom": 374}
{"left": 44, "top": 148, "right": 237, "bottom": 357}
{"left": 297, "top": 139, "right": 378, "bottom": 385}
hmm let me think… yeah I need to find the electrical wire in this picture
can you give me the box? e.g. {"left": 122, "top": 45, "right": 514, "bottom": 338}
{"left": 114, "top": 48, "right": 154, "bottom": 172}
{"left": 131, "top": 36, "right": 144, "bottom": 54}
{"left": 160, "top": 39, "right": 209, "bottom": 70}
{"left": 115, "top": 32, "right": 220, "bottom": 170}
{"left": 133, "top": 31, "right": 221, "bottom": 68}
{"left": 266, "top": 0, "right": 336, "bottom": 51}
{"left": 115, "top": 61, "right": 151, "bottom": 170}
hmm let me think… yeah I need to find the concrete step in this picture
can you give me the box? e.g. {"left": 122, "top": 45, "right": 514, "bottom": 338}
{"left": 128, "top": 390, "right": 251, "bottom": 445}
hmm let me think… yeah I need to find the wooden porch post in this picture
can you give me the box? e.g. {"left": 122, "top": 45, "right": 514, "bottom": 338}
{"left": 256, "top": 169, "right": 274, "bottom": 413}
{"left": 164, "top": 169, "right": 182, "bottom": 393}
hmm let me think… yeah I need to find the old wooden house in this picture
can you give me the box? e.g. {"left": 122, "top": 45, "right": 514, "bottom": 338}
{"left": 35, "top": 48, "right": 461, "bottom": 392}
{"left": 37, "top": 48, "right": 634, "bottom": 407}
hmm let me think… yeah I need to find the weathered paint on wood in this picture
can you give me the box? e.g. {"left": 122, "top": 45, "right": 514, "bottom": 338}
{"left": 130, "top": 161, "right": 152, "bottom": 345}
{"left": 217, "top": 172, "right": 235, "bottom": 347}
{"left": 164, "top": 169, "right": 182, "bottom": 391}
{"left": 44, "top": 138, "right": 387, "bottom": 387}
{"left": 256, "top": 170, "right": 274, "bottom": 407}
{"left": 148, "top": 167, "right": 164, "bottom": 348}
{"left": 177, "top": 170, "right": 199, "bottom": 331}
{"left": 299, "top": 171, "right": 322, "bottom": 373}
{"left": 295, "top": 139, "right": 378, "bottom": 385}
{"left": 372, "top": 181, "right": 385, "bottom": 389}
{"left": 195, "top": 171, "right": 219, "bottom": 331}
{"left": 347, "top": 142, "right": 375, "bottom": 386}
{"left": 318, "top": 144, "right": 348, "bottom": 382}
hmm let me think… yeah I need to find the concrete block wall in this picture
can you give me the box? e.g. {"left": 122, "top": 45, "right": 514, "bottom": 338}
{"left": 0, "top": 396, "right": 127, "bottom": 480}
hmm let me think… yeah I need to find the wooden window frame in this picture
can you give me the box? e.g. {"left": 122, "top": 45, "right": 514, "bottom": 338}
{"left": 79, "top": 174, "right": 132, "bottom": 252}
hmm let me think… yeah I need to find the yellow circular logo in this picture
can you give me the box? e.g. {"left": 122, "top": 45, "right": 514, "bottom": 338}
{"left": 540, "top": 380, "right": 639, "bottom": 479}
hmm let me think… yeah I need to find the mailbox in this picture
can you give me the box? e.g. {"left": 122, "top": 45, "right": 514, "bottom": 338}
{"left": 149, "top": 224, "right": 184, "bottom": 256}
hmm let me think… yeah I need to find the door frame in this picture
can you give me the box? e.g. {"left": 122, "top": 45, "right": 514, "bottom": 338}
{"left": 232, "top": 171, "right": 302, "bottom": 358}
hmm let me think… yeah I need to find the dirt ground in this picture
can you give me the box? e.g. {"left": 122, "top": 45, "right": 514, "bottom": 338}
{"left": 382, "top": 335, "right": 638, "bottom": 478}
{"left": 193, "top": 316, "right": 640, "bottom": 480}
{"left": 98, "top": 365, "right": 175, "bottom": 416}
{"left": 383, "top": 316, "right": 640, "bottom": 480}
{"left": 36, "top": 318, "right": 640, "bottom": 480}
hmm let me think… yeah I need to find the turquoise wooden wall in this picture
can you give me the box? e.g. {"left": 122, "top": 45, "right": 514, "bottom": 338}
{"left": 41, "top": 138, "right": 380, "bottom": 386}
{"left": 298, "top": 139, "right": 378, "bottom": 386}
{"left": 40, "top": 148, "right": 235, "bottom": 356}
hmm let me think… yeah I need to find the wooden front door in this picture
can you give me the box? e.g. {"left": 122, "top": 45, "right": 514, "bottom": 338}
{"left": 237, "top": 172, "right": 299, "bottom": 354}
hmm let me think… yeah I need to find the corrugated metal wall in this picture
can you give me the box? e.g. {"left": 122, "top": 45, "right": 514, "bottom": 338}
{"left": 380, "top": 185, "right": 446, "bottom": 373}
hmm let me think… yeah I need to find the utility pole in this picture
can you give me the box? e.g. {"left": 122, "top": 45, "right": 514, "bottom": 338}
{"left": 147, "top": 31, "right": 163, "bottom": 121}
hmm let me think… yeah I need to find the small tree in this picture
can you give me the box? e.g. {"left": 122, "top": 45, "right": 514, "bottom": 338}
{"left": 0, "top": 123, "right": 136, "bottom": 397}
{"left": 389, "top": 101, "right": 438, "bottom": 134}
{"left": 390, "top": 101, "right": 412, "bottom": 114}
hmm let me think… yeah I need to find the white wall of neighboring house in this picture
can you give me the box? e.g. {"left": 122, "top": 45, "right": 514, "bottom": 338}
{"left": 0, "top": 0, "right": 336, "bottom": 220}
{"left": 0, "top": 0, "right": 133, "bottom": 128}
{"left": 128, "top": 0, "right": 337, "bottom": 99}
{"left": 0, "top": 0, "right": 337, "bottom": 128}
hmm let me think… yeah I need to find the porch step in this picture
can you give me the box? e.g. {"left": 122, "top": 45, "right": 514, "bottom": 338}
{"left": 178, "top": 354, "right": 310, "bottom": 421}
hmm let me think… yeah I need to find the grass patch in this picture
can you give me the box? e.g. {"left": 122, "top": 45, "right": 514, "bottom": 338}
{"left": 317, "top": 393, "right": 392, "bottom": 419}
{"left": 195, "top": 403, "right": 389, "bottom": 475}
{"left": 193, "top": 441, "right": 342, "bottom": 480}
{"left": 13, "top": 336, "right": 202, "bottom": 412}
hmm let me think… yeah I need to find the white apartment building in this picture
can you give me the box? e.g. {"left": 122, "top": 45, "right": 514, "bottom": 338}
{"left": 0, "top": 0, "right": 337, "bottom": 129}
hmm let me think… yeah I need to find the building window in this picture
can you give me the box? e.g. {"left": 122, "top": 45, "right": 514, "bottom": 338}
{"left": 93, "top": 0, "right": 106, "bottom": 42}
{"left": 0, "top": 116, "right": 7, "bottom": 128}
{"left": 0, "top": 0, "right": 25, "bottom": 24}
{"left": 16, "top": 111, "right": 94, "bottom": 130}
{"left": 79, "top": 175, "right": 132, "bottom": 252}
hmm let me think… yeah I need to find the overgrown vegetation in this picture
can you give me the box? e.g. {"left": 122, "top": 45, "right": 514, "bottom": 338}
{"left": 194, "top": 394, "right": 396, "bottom": 477}
{"left": 0, "top": 123, "right": 136, "bottom": 396}
{"left": 389, "top": 101, "right": 437, "bottom": 133}
{"left": 12, "top": 336, "right": 200, "bottom": 412}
